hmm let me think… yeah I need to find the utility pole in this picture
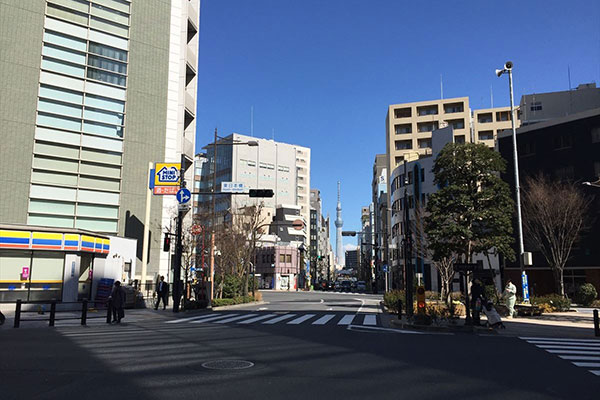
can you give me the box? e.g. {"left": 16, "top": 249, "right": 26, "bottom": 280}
{"left": 403, "top": 160, "right": 414, "bottom": 318}
{"left": 209, "top": 128, "right": 218, "bottom": 303}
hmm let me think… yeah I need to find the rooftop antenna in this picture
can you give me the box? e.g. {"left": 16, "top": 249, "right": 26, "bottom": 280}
{"left": 272, "top": 128, "right": 274, "bottom": 140}
{"left": 568, "top": 65, "right": 573, "bottom": 115}
{"left": 440, "top": 74, "right": 444, "bottom": 99}
{"left": 250, "top": 105, "right": 254, "bottom": 137}
{"left": 490, "top": 85, "right": 494, "bottom": 108}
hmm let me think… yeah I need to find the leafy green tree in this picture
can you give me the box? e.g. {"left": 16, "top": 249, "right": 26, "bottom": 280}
{"left": 425, "top": 143, "right": 515, "bottom": 265}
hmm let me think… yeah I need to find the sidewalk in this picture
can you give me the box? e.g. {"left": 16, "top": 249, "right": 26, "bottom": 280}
{"left": 382, "top": 309, "right": 599, "bottom": 339}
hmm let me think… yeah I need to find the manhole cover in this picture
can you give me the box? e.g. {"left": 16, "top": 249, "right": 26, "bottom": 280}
{"left": 201, "top": 360, "right": 254, "bottom": 370}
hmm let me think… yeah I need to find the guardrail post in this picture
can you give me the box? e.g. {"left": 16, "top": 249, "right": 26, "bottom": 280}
{"left": 106, "top": 298, "right": 112, "bottom": 324}
{"left": 397, "top": 299, "right": 402, "bottom": 319}
{"left": 49, "top": 301, "right": 56, "bottom": 327}
{"left": 14, "top": 299, "right": 22, "bottom": 328}
{"left": 81, "top": 300, "right": 88, "bottom": 326}
{"left": 594, "top": 309, "right": 599, "bottom": 337}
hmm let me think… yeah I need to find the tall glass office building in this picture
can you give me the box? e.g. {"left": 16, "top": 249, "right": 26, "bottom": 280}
{"left": 0, "top": 0, "right": 199, "bottom": 281}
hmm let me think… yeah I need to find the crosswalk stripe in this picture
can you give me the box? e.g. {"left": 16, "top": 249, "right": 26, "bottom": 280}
{"left": 535, "top": 345, "right": 600, "bottom": 351}
{"left": 546, "top": 350, "right": 600, "bottom": 355}
{"left": 237, "top": 314, "right": 276, "bottom": 324}
{"left": 215, "top": 314, "right": 256, "bottom": 324}
{"left": 190, "top": 314, "right": 239, "bottom": 324}
{"left": 312, "top": 314, "right": 335, "bottom": 325}
{"left": 528, "top": 340, "right": 600, "bottom": 347}
{"left": 520, "top": 337, "right": 600, "bottom": 343}
{"left": 363, "top": 315, "right": 377, "bottom": 326}
{"left": 287, "top": 314, "right": 315, "bottom": 325}
{"left": 262, "top": 314, "right": 296, "bottom": 324}
{"left": 338, "top": 315, "right": 355, "bottom": 325}
{"left": 166, "top": 315, "right": 213, "bottom": 324}
{"left": 572, "top": 362, "right": 600, "bottom": 368}
{"left": 558, "top": 356, "right": 600, "bottom": 361}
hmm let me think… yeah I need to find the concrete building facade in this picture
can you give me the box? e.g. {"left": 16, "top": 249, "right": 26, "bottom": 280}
{"left": 0, "top": 0, "right": 200, "bottom": 287}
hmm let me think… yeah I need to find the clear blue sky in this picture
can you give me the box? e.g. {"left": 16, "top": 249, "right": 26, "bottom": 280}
{"left": 195, "top": 0, "right": 600, "bottom": 250}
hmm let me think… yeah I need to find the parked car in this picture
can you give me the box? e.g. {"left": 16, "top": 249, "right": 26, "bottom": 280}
{"left": 334, "top": 281, "right": 341, "bottom": 291}
{"left": 356, "top": 281, "right": 367, "bottom": 292}
{"left": 340, "top": 280, "right": 352, "bottom": 292}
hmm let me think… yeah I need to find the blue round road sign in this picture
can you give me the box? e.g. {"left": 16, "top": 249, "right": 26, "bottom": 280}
{"left": 176, "top": 188, "right": 191, "bottom": 204}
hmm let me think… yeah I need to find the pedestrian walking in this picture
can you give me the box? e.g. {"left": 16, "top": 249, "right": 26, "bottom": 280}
{"left": 503, "top": 279, "right": 517, "bottom": 318}
{"left": 155, "top": 276, "right": 169, "bottom": 310}
{"left": 471, "top": 279, "right": 485, "bottom": 325}
{"left": 109, "top": 281, "right": 126, "bottom": 323}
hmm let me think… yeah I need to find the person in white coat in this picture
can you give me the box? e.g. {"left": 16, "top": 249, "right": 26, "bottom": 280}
{"left": 503, "top": 279, "right": 517, "bottom": 318}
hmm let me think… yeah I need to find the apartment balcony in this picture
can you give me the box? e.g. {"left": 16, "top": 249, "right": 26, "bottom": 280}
{"left": 187, "top": 1, "right": 199, "bottom": 31}
{"left": 185, "top": 90, "right": 196, "bottom": 117}
{"left": 186, "top": 44, "right": 197, "bottom": 73}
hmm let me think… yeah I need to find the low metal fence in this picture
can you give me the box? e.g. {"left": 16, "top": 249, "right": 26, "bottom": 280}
{"left": 13, "top": 299, "right": 114, "bottom": 328}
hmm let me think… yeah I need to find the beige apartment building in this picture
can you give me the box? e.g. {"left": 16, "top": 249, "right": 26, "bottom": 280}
{"left": 386, "top": 97, "right": 520, "bottom": 176}
{"left": 473, "top": 107, "right": 519, "bottom": 148}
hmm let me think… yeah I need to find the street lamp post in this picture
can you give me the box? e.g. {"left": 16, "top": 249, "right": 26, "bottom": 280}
{"left": 496, "top": 61, "right": 525, "bottom": 276}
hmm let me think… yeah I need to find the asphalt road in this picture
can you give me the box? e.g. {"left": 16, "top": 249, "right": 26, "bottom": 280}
{"left": 1, "top": 290, "right": 598, "bottom": 400}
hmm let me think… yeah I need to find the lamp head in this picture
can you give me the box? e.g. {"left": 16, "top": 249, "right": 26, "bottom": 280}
{"left": 247, "top": 140, "right": 259, "bottom": 147}
{"left": 495, "top": 69, "right": 505, "bottom": 77}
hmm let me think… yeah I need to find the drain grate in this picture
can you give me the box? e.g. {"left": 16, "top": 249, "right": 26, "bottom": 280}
{"left": 201, "top": 360, "right": 254, "bottom": 370}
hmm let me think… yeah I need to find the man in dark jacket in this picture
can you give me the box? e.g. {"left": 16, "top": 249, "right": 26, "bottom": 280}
{"left": 471, "top": 279, "right": 485, "bottom": 326}
{"left": 155, "top": 276, "right": 169, "bottom": 310}
{"left": 109, "top": 281, "right": 126, "bottom": 323}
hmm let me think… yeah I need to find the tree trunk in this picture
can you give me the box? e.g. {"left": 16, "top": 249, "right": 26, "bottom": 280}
{"left": 243, "top": 268, "right": 249, "bottom": 297}
{"left": 553, "top": 267, "right": 565, "bottom": 297}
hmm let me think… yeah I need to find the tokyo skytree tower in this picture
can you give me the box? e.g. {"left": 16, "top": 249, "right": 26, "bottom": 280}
{"left": 335, "top": 181, "right": 344, "bottom": 266}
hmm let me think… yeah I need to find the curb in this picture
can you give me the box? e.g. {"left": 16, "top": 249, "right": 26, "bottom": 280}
{"left": 390, "top": 318, "right": 476, "bottom": 333}
{"left": 211, "top": 301, "right": 268, "bottom": 311}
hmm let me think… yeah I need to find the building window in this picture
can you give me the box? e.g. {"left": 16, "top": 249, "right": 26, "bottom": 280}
{"left": 444, "top": 103, "right": 464, "bottom": 114}
{"left": 496, "top": 111, "right": 510, "bottom": 121}
{"left": 286, "top": 254, "right": 292, "bottom": 263}
{"left": 530, "top": 101, "right": 542, "bottom": 111}
{"left": 454, "top": 135, "right": 466, "bottom": 144}
{"left": 555, "top": 165, "right": 575, "bottom": 181}
{"left": 394, "top": 156, "right": 404, "bottom": 166}
{"left": 477, "top": 113, "right": 493, "bottom": 123}
{"left": 421, "top": 168, "right": 425, "bottom": 182}
{"left": 553, "top": 135, "right": 572, "bottom": 150}
{"left": 478, "top": 130, "right": 494, "bottom": 141}
{"left": 519, "top": 141, "right": 536, "bottom": 156}
{"left": 417, "top": 105, "right": 438, "bottom": 116}
{"left": 394, "top": 124, "right": 412, "bottom": 134}
{"left": 591, "top": 127, "right": 600, "bottom": 143}
{"left": 395, "top": 140, "right": 412, "bottom": 150}
{"left": 417, "top": 138, "right": 431, "bottom": 149}
{"left": 417, "top": 121, "right": 438, "bottom": 133}
{"left": 394, "top": 107, "right": 411, "bottom": 118}
{"left": 448, "top": 119, "right": 465, "bottom": 130}
{"left": 279, "top": 254, "right": 285, "bottom": 263}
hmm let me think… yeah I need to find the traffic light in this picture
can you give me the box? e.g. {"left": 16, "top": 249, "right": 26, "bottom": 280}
{"left": 249, "top": 189, "right": 274, "bottom": 198}
{"left": 416, "top": 286, "right": 426, "bottom": 314}
{"left": 163, "top": 235, "right": 171, "bottom": 252}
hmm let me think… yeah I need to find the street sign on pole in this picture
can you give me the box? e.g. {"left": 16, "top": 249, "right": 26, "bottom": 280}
{"left": 154, "top": 163, "right": 180, "bottom": 186}
{"left": 454, "top": 263, "right": 479, "bottom": 273}
{"left": 221, "top": 182, "right": 245, "bottom": 193}
{"left": 176, "top": 188, "right": 191, "bottom": 204}
{"left": 153, "top": 186, "right": 179, "bottom": 195}
{"left": 292, "top": 219, "right": 304, "bottom": 230}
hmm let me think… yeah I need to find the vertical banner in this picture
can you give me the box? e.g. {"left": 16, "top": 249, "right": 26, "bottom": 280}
{"left": 522, "top": 271, "right": 530, "bottom": 303}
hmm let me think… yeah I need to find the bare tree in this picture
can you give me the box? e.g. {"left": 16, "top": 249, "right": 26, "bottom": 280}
{"left": 522, "top": 175, "right": 591, "bottom": 296}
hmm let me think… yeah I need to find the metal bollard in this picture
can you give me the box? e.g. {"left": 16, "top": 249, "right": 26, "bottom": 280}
{"left": 594, "top": 309, "right": 599, "bottom": 337}
{"left": 81, "top": 300, "right": 88, "bottom": 326}
{"left": 14, "top": 299, "right": 22, "bottom": 328}
{"left": 397, "top": 299, "right": 403, "bottom": 319}
{"left": 106, "top": 298, "right": 112, "bottom": 324}
{"left": 49, "top": 301, "right": 56, "bottom": 327}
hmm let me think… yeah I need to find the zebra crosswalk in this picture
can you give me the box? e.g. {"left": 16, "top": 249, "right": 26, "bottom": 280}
{"left": 166, "top": 312, "right": 379, "bottom": 328}
{"left": 520, "top": 336, "right": 600, "bottom": 377}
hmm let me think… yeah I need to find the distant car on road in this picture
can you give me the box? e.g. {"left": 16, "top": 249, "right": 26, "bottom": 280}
{"left": 340, "top": 280, "right": 352, "bottom": 292}
{"left": 334, "top": 281, "right": 341, "bottom": 291}
{"left": 356, "top": 281, "right": 366, "bottom": 292}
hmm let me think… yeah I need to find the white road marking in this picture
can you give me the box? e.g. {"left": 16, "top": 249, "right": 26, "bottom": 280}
{"left": 572, "top": 362, "right": 600, "bottom": 368}
{"left": 338, "top": 314, "right": 355, "bottom": 325}
{"left": 166, "top": 315, "right": 214, "bottom": 324}
{"left": 528, "top": 340, "right": 600, "bottom": 347}
{"left": 312, "top": 314, "right": 335, "bottom": 325}
{"left": 262, "top": 314, "right": 296, "bottom": 324}
{"left": 558, "top": 356, "right": 600, "bottom": 361}
{"left": 346, "top": 325, "right": 425, "bottom": 334}
{"left": 237, "top": 314, "right": 276, "bottom": 324}
{"left": 258, "top": 307, "right": 268, "bottom": 311}
{"left": 535, "top": 345, "right": 600, "bottom": 351}
{"left": 356, "top": 298, "right": 366, "bottom": 313}
{"left": 363, "top": 315, "right": 377, "bottom": 326}
{"left": 215, "top": 314, "right": 257, "bottom": 324}
{"left": 287, "top": 314, "right": 315, "bottom": 325}
{"left": 520, "top": 337, "right": 600, "bottom": 343}
{"left": 320, "top": 299, "right": 324, "bottom": 303}
{"left": 546, "top": 350, "right": 600, "bottom": 355}
{"left": 591, "top": 370, "right": 600, "bottom": 376}
{"left": 327, "top": 308, "right": 333, "bottom": 311}
{"left": 190, "top": 314, "right": 239, "bottom": 324}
